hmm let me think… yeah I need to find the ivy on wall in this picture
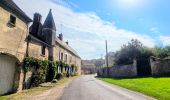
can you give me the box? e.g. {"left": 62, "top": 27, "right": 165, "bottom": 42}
{"left": 23, "top": 57, "right": 77, "bottom": 87}
{"left": 23, "top": 57, "right": 49, "bottom": 87}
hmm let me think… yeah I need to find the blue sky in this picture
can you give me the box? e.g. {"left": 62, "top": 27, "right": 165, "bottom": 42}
{"left": 14, "top": 0, "right": 170, "bottom": 59}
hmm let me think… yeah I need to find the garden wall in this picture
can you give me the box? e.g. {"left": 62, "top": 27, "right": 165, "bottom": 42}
{"left": 98, "top": 60, "right": 137, "bottom": 78}
{"left": 150, "top": 57, "right": 170, "bottom": 76}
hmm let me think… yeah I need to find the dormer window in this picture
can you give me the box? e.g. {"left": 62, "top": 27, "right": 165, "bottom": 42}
{"left": 8, "top": 15, "right": 16, "bottom": 27}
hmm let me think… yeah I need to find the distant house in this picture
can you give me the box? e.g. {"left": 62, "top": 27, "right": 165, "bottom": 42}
{"left": 81, "top": 60, "right": 96, "bottom": 74}
{"left": 0, "top": 0, "right": 81, "bottom": 95}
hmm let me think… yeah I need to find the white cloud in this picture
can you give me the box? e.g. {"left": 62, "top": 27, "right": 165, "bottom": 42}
{"left": 14, "top": 0, "right": 156, "bottom": 59}
{"left": 150, "top": 27, "right": 160, "bottom": 34}
{"left": 160, "top": 36, "right": 170, "bottom": 46}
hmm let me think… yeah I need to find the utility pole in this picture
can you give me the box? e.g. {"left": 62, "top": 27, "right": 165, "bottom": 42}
{"left": 105, "top": 40, "right": 109, "bottom": 76}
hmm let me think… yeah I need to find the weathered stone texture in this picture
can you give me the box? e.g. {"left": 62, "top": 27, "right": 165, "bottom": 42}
{"left": 28, "top": 42, "right": 49, "bottom": 60}
{"left": 0, "top": 6, "right": 28, "bottom": 62}
{"left": 54, "top": 46, "right": 60, "bottom": 61}
{"left": 0, "top": 6, "right": 28, "bottom": 95}
{"left": 25, "top": 66, "right": 36, "bottom": 89}
{"left": 98, "top": 60, "right": 137, "bottom": 78}
{"left": 150, "top": 57, "right": 170, "bottom": 76}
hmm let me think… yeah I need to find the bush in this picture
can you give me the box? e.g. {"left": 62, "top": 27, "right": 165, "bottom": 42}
{"left": 23, "top": 57, "right": 77, "bottom": 87}
{"left": 55, "top": 73, "right": 63, "bottom": 80}
{"left": 31, "top": 75, "right": 42, "bottom": 87}
{"left": 23, "top": 57, "right": 49, "bottom": 87}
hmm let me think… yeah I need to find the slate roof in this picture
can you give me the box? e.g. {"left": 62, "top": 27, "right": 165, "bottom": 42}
{"left": 43, "top": 9, "right": 80, "bottom": 58}
{"left": 55, "top": 37, "right": 80, "bottom": 58}
{"left": 0, "top": 0, "right": 32, "bottom": 23}
{"left": 43, "top": 9, "right": 56, "bottom": 31}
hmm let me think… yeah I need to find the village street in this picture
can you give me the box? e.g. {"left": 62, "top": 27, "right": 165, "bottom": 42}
{"left": 61, "top": 75, "right": 155, "bottom": 100}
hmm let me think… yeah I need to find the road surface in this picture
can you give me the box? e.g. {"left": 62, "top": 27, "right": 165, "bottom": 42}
{"left": 61, "top": 75, "right": 155, "bottom": 100}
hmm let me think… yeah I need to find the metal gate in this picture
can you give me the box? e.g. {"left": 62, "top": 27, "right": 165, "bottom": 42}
{"left": 0, "top": 54, "right": 16, "bottom": 95}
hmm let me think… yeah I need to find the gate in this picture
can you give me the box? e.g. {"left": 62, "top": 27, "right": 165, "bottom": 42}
{"left": 0, "top": 54, "right": 17, "bottom": 95}
{"left": 137, "top": 59, "right": 151, "bottom": 76}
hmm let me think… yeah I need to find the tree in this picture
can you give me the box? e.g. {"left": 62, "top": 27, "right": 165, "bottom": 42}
{"left": 114, "top": 39, "right": 153, "bottom": 65}
{"left": 153, "top": 46, "right": 170, "bottom": 58}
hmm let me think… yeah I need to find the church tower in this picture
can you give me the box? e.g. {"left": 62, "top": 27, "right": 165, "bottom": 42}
{"left": 42, "top": 9, "right": 56, "bottom": 61}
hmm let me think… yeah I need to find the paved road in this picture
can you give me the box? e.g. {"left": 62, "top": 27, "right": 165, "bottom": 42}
{"left": 61, "top": 75, "right": 155, "bottom": 100}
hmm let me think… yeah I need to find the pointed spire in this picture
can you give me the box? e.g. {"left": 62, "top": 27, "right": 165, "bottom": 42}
{"left": 43, "top": 9, "right": 56, "bottom": 31}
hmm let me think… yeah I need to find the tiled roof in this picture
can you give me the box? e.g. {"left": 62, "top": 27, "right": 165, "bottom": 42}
{"left": 0, "top": 0, "right": 32, "bottom": 23}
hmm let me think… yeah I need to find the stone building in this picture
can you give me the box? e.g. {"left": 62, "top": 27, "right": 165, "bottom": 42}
{"left": 81, "top": 60, "right": 96, "bottom": 74}
{"left": 0, "top": 0, "right": 81, "bottom": 95}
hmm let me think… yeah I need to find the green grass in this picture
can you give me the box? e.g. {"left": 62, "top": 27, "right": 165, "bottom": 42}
{"left": 100, "top": 77, "right": 170, "bottom": 100}
{"left": 0, "top": 96, "right": 6, "bottom": 100}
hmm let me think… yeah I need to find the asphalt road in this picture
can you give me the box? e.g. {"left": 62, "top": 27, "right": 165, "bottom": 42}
{"left": 61, "top": 75, "right": 155, "bottom": 100}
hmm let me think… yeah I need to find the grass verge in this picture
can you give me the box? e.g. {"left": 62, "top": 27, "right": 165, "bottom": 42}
{"left": 0, "top": 77, "right": 72, "bottom": 100}
{"left": 100, "top": 77, "right": 170, "bottom": 100}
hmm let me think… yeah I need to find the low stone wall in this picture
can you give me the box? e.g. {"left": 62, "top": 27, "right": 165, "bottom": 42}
{"left": 98, "top": 60, "right": 137, "bottom": 78}
{"left": 24, "top": 66, "right": 36, "bottom": 89}
{"left": 150, "top": 57, "right": 170, "bottom": 76}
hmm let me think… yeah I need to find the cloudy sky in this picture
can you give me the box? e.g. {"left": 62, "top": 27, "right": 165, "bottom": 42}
{"left": 14, "top": 0, "right": 170, "bottom": 59}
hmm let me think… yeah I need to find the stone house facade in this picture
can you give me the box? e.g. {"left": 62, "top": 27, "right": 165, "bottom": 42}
{"left": 0, "top": 0, "right": 81, "bottom": 95}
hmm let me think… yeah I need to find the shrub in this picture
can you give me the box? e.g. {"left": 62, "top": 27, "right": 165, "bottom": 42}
{"left": 23, "top": 57, "right": 76, "bottom": 87}
{"left": 24, "top": 57, "right": 39, "bottom": 72}
{"left": 23, "top": 57, "right": 49, "bottom": 87}
{"left": 55, "top": 73, "right": 63, "bottom": 80}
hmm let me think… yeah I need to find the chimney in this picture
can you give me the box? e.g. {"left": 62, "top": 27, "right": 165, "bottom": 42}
{"left": 59, "top": 33, "right": 63, "bottom": 41}
{"left": 33, "top": 13, "right": 42, "bottom": 23}
{"left": 29, "top": 13, "right": 42, "bottom": 37}
{"left": 66, "top": 41, "right": 69, "bottom": 45}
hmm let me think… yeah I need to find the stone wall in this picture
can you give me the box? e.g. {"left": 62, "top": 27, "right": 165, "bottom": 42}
{"left": 0, "top": 5, "right": 28, "bottom": 95}
{"left": 150, "top": 57, "right": 170, "bottom": 76}
{"left": 28, "top": 41, "right": 49, "bottom": 60}
{"left": 24, "top": 66, "right": 37, "bottom": 89}
{"left": 98, "top": 60, "right": 137, "bottom": 78}
{"left": 0, "top": 6, "right": 28, "bottom": 62}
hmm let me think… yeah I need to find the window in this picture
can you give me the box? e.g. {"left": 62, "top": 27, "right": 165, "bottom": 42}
{"left": 41, "top": 46, "right": 46, "bottom": 55}
{"left": 61, "top": 53, "right": 64, "bottom": 61}
{"left": 65, "top": 54, "right": 67, "bottom": 63}
{"left": 8, "top": 15, "right": 16, "bottom": 27}
{"left": 59, "top": 51, "right": 61, "bottom": 60}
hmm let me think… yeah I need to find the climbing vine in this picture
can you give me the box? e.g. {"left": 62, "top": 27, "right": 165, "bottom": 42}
{"left": 23, "top": 57, "right": 49, "bottom": 87}
{"left": 23, "top": 57, "right": 78, "bottom": 87}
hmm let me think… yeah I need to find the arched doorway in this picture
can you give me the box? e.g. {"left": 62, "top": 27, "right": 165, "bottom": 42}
{"left": 0, "top": 54, "right": 18, "bottom": 95}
